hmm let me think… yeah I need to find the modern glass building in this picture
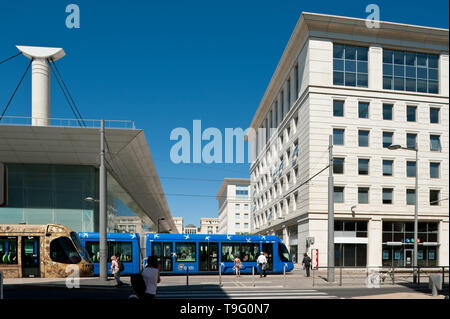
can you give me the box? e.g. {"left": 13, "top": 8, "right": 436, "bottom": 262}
{"left": 0, "top": 120, "right": 177, "bottom": 234}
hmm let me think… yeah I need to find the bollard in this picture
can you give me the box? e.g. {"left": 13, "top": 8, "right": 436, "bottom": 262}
{"left": 0, "top": 270, "right": 3, "bottom": 300}
{"left": 283, "top": 264, "right": 286, "bottom": 287}
{"left": 429, "top": 274, "right": 442, "bottom": 296}
{"left": 219, "top": 265, "right": 222, "bottom": 287}
{"left": 339, "top": 267, "right": 342, "bottom": 286}
{"left": 186, "top": 266, "right": 189, "bottom": 287}
{"left": 312, "top": 268, "right": 315, "bottom": 287}
{"left": 252, "top": 267, "right": 255, "bottom": 287}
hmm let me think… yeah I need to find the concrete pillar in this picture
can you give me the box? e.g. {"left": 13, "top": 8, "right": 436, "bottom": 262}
{"left": 283, "top": 225, "right": 289, "bottom": 247}
{"left": 438, "top": 220, "right": 449, "bottom": 266}
{"left": 16, "top": 45, "right": 65, "bottom": 126}
{"left": 367, "top": 218, "right": 382, "bottom": 267}
{"left": 439, "top": 54, "right": 449, "bottom": 96}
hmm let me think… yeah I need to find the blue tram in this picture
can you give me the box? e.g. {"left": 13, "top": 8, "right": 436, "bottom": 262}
{"left": 78, "top": 232, "right": 141, "bottom": 275}
{"left": 146, "top": 233, "right": 294, "bottom": 275}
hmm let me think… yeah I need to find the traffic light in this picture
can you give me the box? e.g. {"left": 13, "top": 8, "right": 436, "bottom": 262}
{"left": 0, "top": 163, "right": 7, "bottom": 207}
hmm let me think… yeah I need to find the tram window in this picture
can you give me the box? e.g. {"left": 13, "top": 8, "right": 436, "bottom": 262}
{"left": 221, "top": 243, "right": 241, "bottom": 262}
{"left": 0, "top": 236, "right": 18, "bottom": 264}
{"left": 50, "top": 237, "right": 82, "bottom": 264}
{"left": 240, "top": 244, "right": 260, "bottom": 262}
{"left": 109, "top": 242, "right": 133, "bottom": 262}
{"left": 175, "top": 242, "right": 196, "bottom": 262}
{"left": 86, "top": 242, "right": 100, "bottom": 263}
{"left": 278, "top": 243, "right": 292, "bottom": 262}
{"left": 70, "top": 232, "right": 91, "bottom": 262}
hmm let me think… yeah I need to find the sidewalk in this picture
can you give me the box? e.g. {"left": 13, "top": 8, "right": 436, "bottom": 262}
{"left": 351, "top": 292, "right": 446, "bottom": 299}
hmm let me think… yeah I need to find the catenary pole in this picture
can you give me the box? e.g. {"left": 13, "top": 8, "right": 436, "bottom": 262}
{"left": 99, "top": 119, "right": 107, "bottom": 281}
{"left": 327, "top": 135, "right": 335, "bottom": 282}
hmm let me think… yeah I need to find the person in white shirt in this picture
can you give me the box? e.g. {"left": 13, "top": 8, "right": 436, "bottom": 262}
{"left": 142, "top": 256, "right": 161, "bottom": 299}
{"left": 257, "top": 252, "right": 267, "bottom": 278}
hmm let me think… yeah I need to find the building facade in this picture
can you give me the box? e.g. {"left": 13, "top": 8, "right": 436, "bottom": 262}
{"left": 249, "top": 13, "right": 449, "bottom": 267}
{"left": 173, "top": 217, "right": 184, "bottom": 234}
{"left": 198, "top": 217, "right": 219, "bottom": 234}
{"left": 217, "top": 178, "right": 251, "bottom": 234}
{"left": 184, "top": 224, "right": 197, "bottom": 234}
{"left": 110, "top": 215, "right": 147, "bottom": 234}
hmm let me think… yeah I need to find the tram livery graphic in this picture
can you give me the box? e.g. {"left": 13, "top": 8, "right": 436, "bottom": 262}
{"left": 0, "top": 224, "right": 93, "bottom": 278}
{"left": 146, "top": 233, "right": 294, "bottom": 275}
{"left": 78, "top": 232, "right": 141, "bottom": 275}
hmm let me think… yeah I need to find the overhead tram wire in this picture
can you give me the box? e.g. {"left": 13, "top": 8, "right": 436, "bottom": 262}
{"left": 0, "top": 52, "right": 22, "bottom": 65}
{"left": 47, "top": 59, "right": 84, "bottom": 128}
{"left": 49, "top": 59, "right": 86, "bottom": 127}
{"left": 0, "top": 59, "right": 32, "bottom": 121}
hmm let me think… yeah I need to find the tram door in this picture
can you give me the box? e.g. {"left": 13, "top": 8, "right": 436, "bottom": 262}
{"left": 262, "top": 243, "right": 273, "bottom": 271}
{"left": 199, "top": 243, "right": 219, "bottom": 272}
{"left": 21, "top": 236, "right": 40, "bottom": 278}
{"left": 151, "top": 242, "right": 173, "bottom": 272}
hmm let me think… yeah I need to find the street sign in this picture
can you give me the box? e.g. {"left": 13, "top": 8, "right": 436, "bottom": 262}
{"left": 0, "top": 163, "right": 7, "bottom": 207}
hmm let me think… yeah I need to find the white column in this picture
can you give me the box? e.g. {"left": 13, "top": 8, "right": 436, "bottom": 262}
{"left": 439, "top": 54, "right": 449, "bottom": 96}
{"left": 31, "top": 58, "right": 51, "bottom": 126}
{"left": 438, "top": 220, "right": 449, "bottom": 266}
{"left": 368, "top": 45, "right": 383, "bottom": 90}
{"left": 367, "top": 218, "right": 382, "bottom": 267}
{"left": 283, "top": 225, "right": 289, "bottom": 247}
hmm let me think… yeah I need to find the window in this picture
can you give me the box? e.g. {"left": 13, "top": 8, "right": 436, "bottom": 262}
{"left": 0, "top": 236, "right": 18, "bottom": 264}
{"left": 278, "top": 243, "right": 292, "bottom": 262}
{"left": 407, "top": 161, "right": 416, "bottom": 177}
{"left": 382, "top": 188, "right": 393, "bottom": 204}
{"left": 333, "top": 44, "right": 368, "bottom": 87}
{"left": 430, "top": 190, "right": 440, "bottom": 206}
{"left": 335, "top": 243, "right": 367, "bottom": 267}
{"left": 430, "top": 135, "right": 441, "bottom": 151}
{"left": 333, "top": 157, "right": 345, "bottom": 174}
{"left": 235, "top": 213, "right": 240, "bottom": 219}
{"left": 50, "top": 236, "right": 82, "bottom": 264}
{"left": 109, "top": 242, "right": 133, "bottom": 262}
{"left": 358, "top": 130, "right": 369, "bottom": 147}
{"left": 86, "top": 241, "right": 100, "bottom": 262}
{"left": 244, "top": 213, "right": 249, "bottom": 219}
{"left": 235, "top": 223, "right": 240, "bottom": 229}
{"left": 358, "top": 187, "right": 369, "bottom": 204}
{"left": 383, "top": 104, "right": 393, "bottom": 120}
{"left": 333, "top": 100, "right": 344, "bottom": 117}
{"left": 244, "top": 223, "right": 249, "bottom": 229}
{"left": 383, "top": 160, "right": 393, "bottom": 176}
{"left": 222, "top": 243, "right": 259, "bottom": 262}
{"left": 430, "top": 162, "right": 440, "bottom": 179}
{"left": 383, "top": 49, "right": 439, "bottom": 94}
{"left": 358, "top": 159, "right": 369, "bottom": 175}
{"left": 406, "top": 133, "right": 417, "bottom": 149}
{"left": 244, "top": 204, "right": 249, "bottom": 210}
{"left": 358, "top": 102, "right": 369, "bottom": 118}
{"left": 406, "top": 189, "right": 416, "bottom": 205}
{"left": 175, "top": 242, "right": 196, "bottom": 262}
{"left": 430, "top": 107, "right": 440, "bottom": 124}
{"left": 235, "top": 204, "right": 240, "bottom": 209}
{"left": 383, "top": 132, "right": 393, "bottom": 148}
{"left": 333, "top": 129, "right": 345, "bottom": 145}
{"left": 407, "top": 105, "right": 417, "bottom": 122}
{"left": 334, "top": 186, "right": 344, "bottom": 203}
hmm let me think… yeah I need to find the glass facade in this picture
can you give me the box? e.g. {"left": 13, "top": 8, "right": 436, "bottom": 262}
{"left": 0, "top": 164, "right": 98, "bottom": 232}
{"left": 382, "top": 221, "right": 439, "bottom": 266}
{"left": 333, "top": 44, "right": 368, "bottom": 87}
{"left": 383, "top": 49, "right": 439, "bottom": 93}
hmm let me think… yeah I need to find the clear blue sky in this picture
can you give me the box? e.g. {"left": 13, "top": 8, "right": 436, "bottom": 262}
{"left": 1, "top": 0, "right": 448, "bottom": 227}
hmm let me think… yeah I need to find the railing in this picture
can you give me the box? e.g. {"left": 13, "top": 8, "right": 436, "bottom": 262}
{"left": 310, "top": 266, "right": 449, "bottom": 288}
{"left": 0, "top": 116, "right": 136, "bottom": 129}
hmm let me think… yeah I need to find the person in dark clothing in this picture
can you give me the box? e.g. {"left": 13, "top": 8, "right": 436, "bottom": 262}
{"left": 302, "top": 253, "right": 312, "bottom": 277}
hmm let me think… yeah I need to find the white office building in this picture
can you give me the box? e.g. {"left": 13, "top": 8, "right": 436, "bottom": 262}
{"left": 248, "top": 13, "right": 448, "bottom": 267}
{"left": 217, "top": 178, "right": 251, "bottom": 234}
{"left": 199, "top": 217, "right": 220, "bottom": 234}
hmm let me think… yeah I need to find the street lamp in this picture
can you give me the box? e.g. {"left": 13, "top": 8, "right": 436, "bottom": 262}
{"left": 388, "top": 143, "right": 419, "bottom": 283}
{"left": 157, "top": 217, "right": 165, "bottom": 233}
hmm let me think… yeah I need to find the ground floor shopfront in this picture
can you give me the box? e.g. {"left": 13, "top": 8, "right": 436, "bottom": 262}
{"left": 266, "top": 217, "right": 448, "bottom": 268}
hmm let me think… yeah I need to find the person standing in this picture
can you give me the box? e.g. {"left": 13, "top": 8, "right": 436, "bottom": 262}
{"left": 302, "top": 253, "right": 312, "bottom": 277}
{"left": 257, "top": 252, "right": 267, "bottom": 278}
{"left": 142, "top": 256, "right": 161, "bottom": 299}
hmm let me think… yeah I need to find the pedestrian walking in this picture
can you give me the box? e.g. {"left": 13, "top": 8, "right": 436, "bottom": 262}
{"left": 233, "top": 256, "right": 242, "bottom": 278}
{"left": 110, "top": 256, "right": 123, "bottom": 286}
{"left": 142, "top": 256, "right": 161, "bottom": 299}
{"left": 257, "top": 252, "right": 267, "bottom": 278}
{"left": 302, "top": 253, "right": 312, "bottom": 277}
